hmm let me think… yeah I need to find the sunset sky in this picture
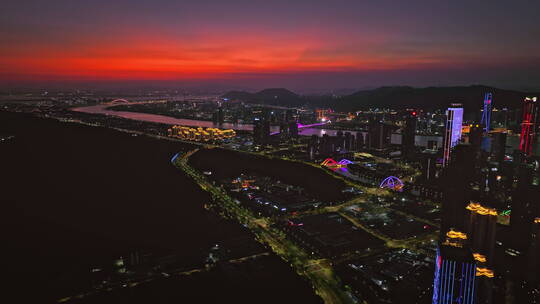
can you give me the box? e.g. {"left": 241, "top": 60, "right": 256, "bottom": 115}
{"left": 1, "top": 0, "right": 539, "bottom": 91}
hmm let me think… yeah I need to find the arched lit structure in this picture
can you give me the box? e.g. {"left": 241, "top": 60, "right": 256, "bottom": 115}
{"left": 338, "top": 159, "right": 353, "bottom": 165}
{"left": 321, "top": 158, "right": 338, "bottom": 167}
{"left": 320, "top": 158, "right": 353, "bottom": 170}
{"left": 379, "top": 176, "right": 404, "bottom": 191}
{"left": 110, "top": 99, "right": 130, "bottom": 103}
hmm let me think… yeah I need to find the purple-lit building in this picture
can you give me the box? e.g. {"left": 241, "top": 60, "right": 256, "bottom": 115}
{"left": 442, "top": 106, "right": 464, "bottom": 167}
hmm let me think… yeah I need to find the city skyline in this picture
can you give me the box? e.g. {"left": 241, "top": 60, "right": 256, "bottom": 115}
{"left": 2, "top": 1, "right": 540, "bottom": 303}
{"left": 2, "top": 0, "right": 540, "bottom": 91}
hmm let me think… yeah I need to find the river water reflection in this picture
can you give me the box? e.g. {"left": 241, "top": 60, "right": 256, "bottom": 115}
{"left": 73, "top": 104, "right": 280, "bottom": 133}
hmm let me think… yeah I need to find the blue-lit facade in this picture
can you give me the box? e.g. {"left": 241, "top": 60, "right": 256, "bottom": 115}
{"left": 481, "top": 93, "right": 492, "bottom": 133}
{"left": 433, "top": 245, "right": 477, "bottom": 304}
{"left": 442, "top": 106, "right": 464, "bottom": 167}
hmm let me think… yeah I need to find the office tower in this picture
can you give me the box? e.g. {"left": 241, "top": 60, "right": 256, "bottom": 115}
{"left": 511, "top": 163, "right": 540, "bottom": 250}
{"left": 432, "top": 244, "right": 477, "bottom": 304}
{"left": 356, "top": 132, "right": 365, "bottom": 149}
{"left": 368, "top": 121, "right": 392, "bottom": 150}
{"left": 253, "top": 111, "right": 270, "bottom": 145}
{"left": 217, "top": 107, "right": 224, "bottom": 124}
{"left": 476, "top": 272, "right": 494, "bottom": 304}
{"left": 491, "top": 132, "right": 507, "bottom": 164}
{"left": 519, "top": 97, "right": 538, "bottom": 156}
{"left": 465, "top": 202, "right": 497, "bottom": 264}
{"left": 253, "top": 119, "right": 263, "bottom": 144}
{"left": 469, "top": 124, "right": 483, "bottom": 153}
{"left": 420, "top": 150, "right": 437, "bottom": 181}
{"left": 320, "top": 134, "right": 334, "bottom": 156}
{"left": 335, "top": 131, "right": 344, "bottom": 151}
{"left": 440, "top": 144, "right": 475, "bottom": 237}
{"left": 443, "top": 106, "right": 464, "bottom": 167}
{"left": 481, "top": 93, "right": 493, "bottom": 133}
{"left": 344, "top": 132, "right": 355, "bottom": 151}
{"left": 402, "top": 110, "right": 417, "bottom": 159}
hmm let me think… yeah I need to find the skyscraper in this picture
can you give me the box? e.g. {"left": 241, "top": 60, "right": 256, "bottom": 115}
{"left": 443, "top": 106, "right": 464, "bottom": 167}
{"left": 402, "top": 110, "right": 417, "bottom": 159}
{"left": 491, "top": 132, "right": 507, "bottom": 164}
{"left": 420, "top": 150, "right": 437, "bottom": 181}
{"left": 432, "top": 244, "right": 477, "bottom": 304}
{"left": 481, "top": 93, "right": 493, "bottom": 133}
{"left": 469, "top": 124, "right": 483, "bottom": 153}
{"left": 440, "top": 144, "right": 475, "bottom": 236}
{"left": 344, "top": 132, "right": 356, "bottom": 151}
{"left": 519, "top": 97, "right": 538, "bottom": 156}
{"left": 465, "top": 201, "right": 497, "bottom": 265}
{"left": 253, "top": 109, "right": 271, "bottom": 145}
{"left": 368, "top": 121, "right": 392, "bottom": 150}
{"left": 511, "top": 163, "right": 540, "bottom": 250}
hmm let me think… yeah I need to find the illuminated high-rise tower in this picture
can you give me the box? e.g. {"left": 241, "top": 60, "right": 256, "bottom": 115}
{"left": 443, "top": 105, "right": 464, "bottom": 167}
{"left": 519, "top": 97, "right": 538, "bottom": 156}
{"left": 465, "top": 202, "right": 497, "bottom": 264}
{"left": 481, "top": 93, "right": 493, "bottom": 133}
{"left": 402, "top": 110, "right": 418, "bottom": 159}
{"left": 440, "top": 144, "right": 475, "bottom": 237}
{"left": 432, "top": 244, "right": 477, "bottom": 304}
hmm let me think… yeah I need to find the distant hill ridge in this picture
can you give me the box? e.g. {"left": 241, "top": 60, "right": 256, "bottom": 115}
{"left": 222, "top": 85, "right": 538, "bottom": 110}
{"left": 222, "top": 88, "right": 302, "bottom": 106}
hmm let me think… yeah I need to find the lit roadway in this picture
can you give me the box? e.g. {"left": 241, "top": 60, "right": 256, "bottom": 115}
{"left": 174, "top": 148, "right": 440, "bottom": 302}
{"left": 287, "top": 188, "right": 438, "bottom": 257}
{"left": 173, "top": 149, "right": 356, "bottom": 304}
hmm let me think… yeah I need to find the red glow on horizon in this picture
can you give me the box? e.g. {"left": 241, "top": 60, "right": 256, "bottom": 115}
{"left": 0, "top": 31, "right": 455, "bottom": 81}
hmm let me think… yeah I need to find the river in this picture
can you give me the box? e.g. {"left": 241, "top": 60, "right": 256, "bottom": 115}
{"left": 0, "top": 111, "right": 321, "bottom": 303}
{"left": 73, "top": 103, "right": 281, "bottom": 133}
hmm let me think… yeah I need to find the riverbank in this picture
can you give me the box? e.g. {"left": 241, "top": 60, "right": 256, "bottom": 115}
{"left": 1, "top": 111, "right": 321, "bottom": 303}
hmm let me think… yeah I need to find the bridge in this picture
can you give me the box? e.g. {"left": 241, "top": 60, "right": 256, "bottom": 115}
{"left": 320, "top": 158, "right": 353, "bottom": 171}
{"left": 109, "top": 98, "right": 130, "bottom": 103}
{"left": 379, "top": 176, "right": 404, "bottom": 192}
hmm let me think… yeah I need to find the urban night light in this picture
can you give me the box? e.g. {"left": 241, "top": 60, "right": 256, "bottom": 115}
{"left": 2, "top": 1, "right": 540, "bottom": 303}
